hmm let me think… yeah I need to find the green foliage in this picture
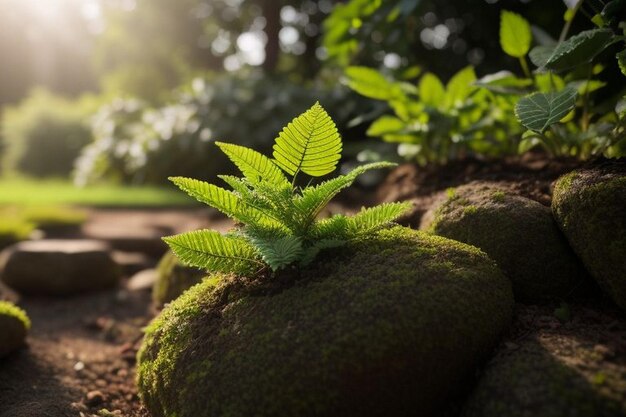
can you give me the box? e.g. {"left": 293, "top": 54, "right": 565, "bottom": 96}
{"left": 500, "top": 11, "right": 532, "bottom": 59}
{"left": 515, "top": 87, "right": 578, "bottom": 133}
{"left": 346, "top": 65, "right": 522, "bottom": 164}
{"left": 543, "top": 29, "right": 615, "bottom": 71}
{"left": 164, "top": 102, "right": 409, "bottom": 273}
{"left": 1, "top": 89, "right": 97, "bottom": 177}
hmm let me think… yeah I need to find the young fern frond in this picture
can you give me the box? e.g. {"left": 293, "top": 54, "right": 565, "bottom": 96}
{"left": 164, "top": 102, "right": 409, "bottom": 274}
{"left": 163, "top": 230, "right": 262, "bottom": 275}
{"left": 346, "top": 202, "right": 412, "bottom": 235}
{"left": 273, "top": 101, "right": 342, "bottom": 178}
{"left": 216, "top": 142, "right": 289, "bottom": 186}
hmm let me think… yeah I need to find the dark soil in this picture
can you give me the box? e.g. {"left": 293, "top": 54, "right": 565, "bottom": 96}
{"left": 375, "top": 153, "right": 585, "bottom": 228}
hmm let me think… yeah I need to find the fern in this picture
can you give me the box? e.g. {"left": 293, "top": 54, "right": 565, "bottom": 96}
{"left": 163, "top": 102, "right": 410, "bottom": 275}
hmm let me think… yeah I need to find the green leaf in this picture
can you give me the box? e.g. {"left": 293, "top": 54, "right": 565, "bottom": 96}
{"left": 418, "top": 73, "right": 445, "bottom": 107}
{"left": 163, "top": 230, "right": 261, "bottom": 274}
{"left": 367, "top": 116, "right": 406, "bottom": 136}
{"left": 529, "top": 45, "right": 555, "bottom": 68}
{"left": 169, "top": 177, "right": 261, "bottom": 224}
{"left": 345, "top": 66, "right": 401, "bottom": 100}
{"left": 273, "top": 102, "right": 342, "bottom": 178}
{"left": 216, "top": 142, "right": 289, "bottom": 186}
{"left": 617, "top": 49, "right": 626, "bottom": 76}
{"left": 444, "top": 66, "right": 476, "bottom": 109}
{"left": 247, "top": 235, "right": 303, "bottom": 271}
{"left": 500, "top": 10, "right": 532, "bottom": 58}
{"left": 299, "top": 239, "right": 346, "bottom": 266}
{"left": 515, "top": 87, "right": 578, "bottom": 133}
{"left": 545, "top": 29, "right": 615, "bottom": 71}
{"left": 347, "top": 202, "right": 411, "bottom": 235}
{"left": 475, "top": 71, "right": 533, "bottom": 94}
{"left": 294, "top": 162, "right": 396, "bottom": 226}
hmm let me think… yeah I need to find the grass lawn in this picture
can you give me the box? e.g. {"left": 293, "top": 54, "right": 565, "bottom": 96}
{"left": 0, "top": 177, "right": 195, "bottom": 207}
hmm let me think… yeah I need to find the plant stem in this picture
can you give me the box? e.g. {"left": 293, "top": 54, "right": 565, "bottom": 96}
{"left": 519, "top": 56, "right": 532, "bottom": 79}
{"left": 559, "top": 0, "right": 583, "bottom": 43}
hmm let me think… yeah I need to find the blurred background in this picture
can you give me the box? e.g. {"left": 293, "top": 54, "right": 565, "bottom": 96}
{"left": 0, "top": 0, "right": 613, "bottom": 206}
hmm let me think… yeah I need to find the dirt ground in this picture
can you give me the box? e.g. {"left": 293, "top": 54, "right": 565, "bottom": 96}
{"left": 0, "top": 156, "right": 624, "bottom": 417}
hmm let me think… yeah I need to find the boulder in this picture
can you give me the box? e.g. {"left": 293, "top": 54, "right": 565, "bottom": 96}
{"left": 424, "top": 183, "right": 588, "bottom": 303}
{"left": 1, "top": 240, "right": 121, "bottom": 295}
{"left": 462, "top": 310, "right": 626, "bottom": 417}
{"left": 152, "top": 251, "right": 204, "bottom": 305}
{"left": 138, "top": 227, "right": 514, "bottom": 417}
{"left": 552, "top": 161, "right": 626, "bottom": 309}
{"left": 0, "top": 301, "right": 30, "bottom": 358}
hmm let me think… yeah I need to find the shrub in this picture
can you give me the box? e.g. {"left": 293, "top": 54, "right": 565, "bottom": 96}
{"left": 164, "top": 102, "right": 410, "bottom": 274}
{"left": 1, "top": 89, "right": 97, "bottom": 177}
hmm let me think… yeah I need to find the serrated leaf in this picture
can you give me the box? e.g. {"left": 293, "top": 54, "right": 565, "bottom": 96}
{"left": 345, "top": 66, "right": 401, "bottom": 100}
{"left": 515, "top": 87, "right": 578, "bottom": 133}
{"left": 163, "top": 230, "right": 261, "bottom": 274}
{"left": 300, "top": 238, "right": 346, "bottom": 266}
{"left": 347, "top": 202, "right": 412, "bottom": 235}
{"left": 418, "top": 73, "right": 445, "bottom": 107}
{"left": 367, "top": 116, "right": 406, "bottom": 136}
{"left": 247, "top": 235, "right": 303, "bottom": 271}
{"left": 216, "top": 142, "right": 288, "bottom": 186}
{"left": 545, "top": 29, "right": 615, "bottom": 71}
{"left": 500, "top": 10, "right": 532, "bottom": 58}
{"left": 529, "top": 45, "right": 555, "bottom": 68}
{"left": 273, "top": 102, "right": 342, "bottom": 177}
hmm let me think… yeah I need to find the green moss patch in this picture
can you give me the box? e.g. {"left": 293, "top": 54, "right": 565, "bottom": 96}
{"left": 552, "top": 161, "right": 626, "bottom": 310}
{"left": 0, "top": 301, "right": 30, "bottom": 358}
{"left": 425, "top": 182, "right": 588, "bottom": 303}
{"left": 138, "top": 226, "right": 513, "bottom": 417}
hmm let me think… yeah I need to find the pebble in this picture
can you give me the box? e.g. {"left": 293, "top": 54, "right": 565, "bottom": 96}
{"left": 85, "top": 390, "right": 105, "bottom": 406}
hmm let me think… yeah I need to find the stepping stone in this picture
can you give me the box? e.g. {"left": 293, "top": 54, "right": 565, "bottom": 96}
{"left": 1, "top": 240, "right": 121, "bottom": 295}
{"left": 127, "top": 269, "right": 158, "bottom": 292}
{"left": 85, "top": 227, "right": 168, "bottom": 257}
{"left": 112, "top": 251, "right": 156, "bottom": 276}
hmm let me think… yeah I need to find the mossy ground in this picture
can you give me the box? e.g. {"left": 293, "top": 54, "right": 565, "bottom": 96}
{"left": 426, "top": 183, "right": 588, "bottom": 303}
{"left": 552, "top": 161, "right": 626, "bottom": 310}
{"left": 138, "top": 226, "right": 513, "bottom": 417}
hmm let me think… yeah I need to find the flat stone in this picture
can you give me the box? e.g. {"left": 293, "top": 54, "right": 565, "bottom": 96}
{"left": 112, "top": 251, "right": 156, "bottom": 276}
{"left": 85, "top": 227, "right": 168, "bottom": 257}
{"left": 1, "top": 239, "right": 121, "bottom": 295}
{"left": 127, "top": 269, "right": 157, "bottom": 292}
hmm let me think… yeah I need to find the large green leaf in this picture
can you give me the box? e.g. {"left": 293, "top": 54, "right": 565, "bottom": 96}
{"left": 545, "top": 29, "right": 614, "bottom": 71}
{"left": 163, "top": 230, "right": 261, "bottom": 274}
{"left": 444, "top": 66, "right": 476, "bottom": 109}
{"left": 273, "top": 102, "right": 342, "bottom": 177}
{"left": 500, "top": 10, "right": 532, "bottom": 58}
{"left": 418, "top": 73, "right": 445, "bottom": 107}
{"left": 529, "top": 45, "right": 555, "bottom": 68}
{"left": 216, "top": 142, "right": 288, "bottom": 186}
{"left": 514, "top": 87, "right": 578, "bottom": 133}
{"left": 367, "top": 115, "right": 406, "bottom": 136}
{"left": 475, "top": 71, "right": 533, "bottom": 94}
{"left": 345, "top": 66, "right": 401, "bottom": 100}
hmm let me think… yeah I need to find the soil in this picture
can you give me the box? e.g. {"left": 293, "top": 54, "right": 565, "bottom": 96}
{"left": 0, "top": 156, "right": 624, "bottom": 417}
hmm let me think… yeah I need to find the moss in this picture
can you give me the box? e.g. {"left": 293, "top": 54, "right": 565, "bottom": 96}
{"left": 152, "top": 251, "right": 206, "bottom": 305}
{"left": 462, "top": 333, "right": 626, "bottom": 417}
{"left": 0, "top": 301, "right": 30, "bottom": 358}
{"left": 552, "top": 161, "right": 626, "bottom": 310}
{"left": 425, "top": 183, "right": 588, "bottom": 303}
{"left": 138, "top": 226, "right": 514, "bottom": 417}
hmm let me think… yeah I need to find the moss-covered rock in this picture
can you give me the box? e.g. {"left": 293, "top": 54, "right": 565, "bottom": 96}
{"left": 152, "top": 251, "right": 205, "bottom": 305}
{"left": 552, "top": 161, "right": 626, "bottom": 309}
{"left": 424, "top": 183, "right": 587, "bottom": 303}
{"left": 462, "top": 324, "right": 626, "bottom": 416}
{"left": 137, "top": 226, "right": 514, "bottom": 417}
{"left": 0, "top": 301, "right": 30, "bottom": 358}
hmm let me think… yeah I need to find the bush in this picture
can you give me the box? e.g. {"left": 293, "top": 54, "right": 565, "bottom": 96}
{"left": 1, "top": 90, "right": 97, "bottom": 177}
{"left": 74, "top": 71, "right": 369, "bottom": 185}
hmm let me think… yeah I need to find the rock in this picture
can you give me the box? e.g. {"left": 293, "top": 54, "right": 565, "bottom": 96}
{"left": 127, "top": 269, "right": 157, "bottom": 292}
{"left": 85, "top": 227, "right": 169, "bottom": 257}
{"left": 423, "top": 183, "right": 588, "bottom": 303}
{"left": 1, "top": 240, "right": 121, "bottom": 295}
{"left": 0, "top": 301, "right": 30, "bottom": 358}
{"left": 152, "top": 251, "right": 205, "bottom": 305}
{"left": 462, "top": 314, "right": 626, "bottom": 416}
{"left": 137, "top": 227, "right": 514, "bottom": 417}
{"left": 552, "top": 161, "right": 626, "bottom": 309}
{"left": 85, "top": 390, "right": 106, "bottom": 406}
{"left": 112, "top": 251, "right": 156, "bottom": 276}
